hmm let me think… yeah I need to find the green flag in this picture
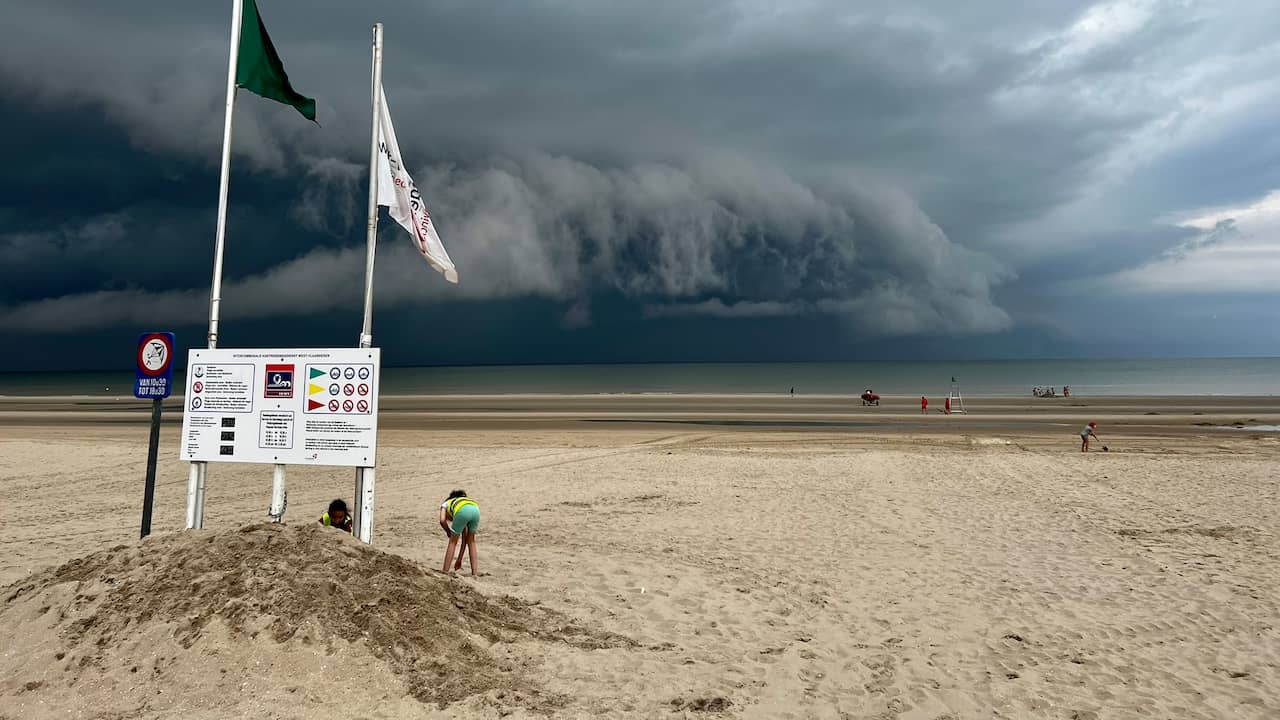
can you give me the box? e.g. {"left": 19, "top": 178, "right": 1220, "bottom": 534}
{"left": 236, "top": 0, "right": 316, "bottom": 122}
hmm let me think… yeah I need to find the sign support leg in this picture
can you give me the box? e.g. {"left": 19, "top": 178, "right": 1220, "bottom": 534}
{"left": 187, "top": 462, "right": 207, "bottom": 529}
{"left": 269, "top": 463, "right": 287, "bottom": 521}
{"left": 195, "top": 463, "right": 208, "bottom": 528}
{"left": 140, "top": 398, "right": 163, "bottom": 538}
{"left": 352, "top": 470, "right": 364, "bottom": 533}
{"left": 356, "top": 466, "right": 375, "bottom": 544}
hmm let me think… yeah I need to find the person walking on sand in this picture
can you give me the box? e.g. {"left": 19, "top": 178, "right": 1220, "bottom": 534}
{"left": 1080, "top": 422, "right": 1099, "bottom": 452}
{"left": 921, "top": 396, "right": 928, "bottom": 414}
{"left": 440, "top": 490, "right": 480, "bottom": 576}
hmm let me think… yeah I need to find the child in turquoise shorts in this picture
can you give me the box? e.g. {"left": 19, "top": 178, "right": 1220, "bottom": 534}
{"left": 439, "top": 489, "right": 480, "bottom": 576}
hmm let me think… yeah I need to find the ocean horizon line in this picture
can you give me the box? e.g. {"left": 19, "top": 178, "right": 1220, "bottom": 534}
{"left": 3, "top": 358, "right": 1279, "bottom": 397}
{"left": 4, "top": 354, "right": 1280, "bottom": 376}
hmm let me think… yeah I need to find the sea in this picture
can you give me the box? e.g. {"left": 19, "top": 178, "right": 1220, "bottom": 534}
{"left": 1, "top": 358, "right": 1278, "bottom": 397}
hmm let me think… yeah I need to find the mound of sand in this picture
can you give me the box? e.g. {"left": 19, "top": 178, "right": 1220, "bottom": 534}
{"left": 1, "top": 524, "right": 629, "bottom": 718}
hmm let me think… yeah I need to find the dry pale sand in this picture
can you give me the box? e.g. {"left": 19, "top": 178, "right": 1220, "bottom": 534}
{"left": 1, "top": 394, "right": 1279, "bottom": 719}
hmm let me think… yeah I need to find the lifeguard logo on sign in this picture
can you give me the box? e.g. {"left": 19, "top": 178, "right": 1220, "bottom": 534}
{"left": 264, "top": 364, "right": 295, "bottom": 398}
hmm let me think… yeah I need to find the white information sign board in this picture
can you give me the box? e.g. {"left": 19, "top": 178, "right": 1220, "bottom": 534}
{"left": 179, "top": 348, "right": 380, "bottom": 467}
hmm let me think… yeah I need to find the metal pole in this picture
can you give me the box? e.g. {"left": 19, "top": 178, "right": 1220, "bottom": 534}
{"left": 357, "top": 466, "right": 376, "bottom": 543}
{"left": 186, "top": 464, "right": 201, "bottom": 529}
{"left": 353, "top": 23, "right": 384, "bottom": 543}
{"left": 359, "top": 22, "right": 384, "bottom": 350}
{"left": 353, "top": 471, "right": 364, "bottom": 535}
{"left": 140, "top": 398, "right": 163, "bottom": 538}
{"left": 195, "top": 465, "right": 208, "bottom": 525}
{"left": 188, "top": 0, "right": 243, "bottom": 531}
{"left": 209, "top": 0, "right": 242, "bottom": 349}
{"left": 269, "top": 463, "right": 287, "bottom": 521}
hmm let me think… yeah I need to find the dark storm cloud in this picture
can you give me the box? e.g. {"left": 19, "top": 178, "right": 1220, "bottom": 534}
{"left": 1, "top": 0, "right": 1279, "bottom": 364}
{"left": 0, "top": 152, "right": 1011, "bottom": 336}
{"left": 2, "top": 1, "right": 1129, "bottom": 232}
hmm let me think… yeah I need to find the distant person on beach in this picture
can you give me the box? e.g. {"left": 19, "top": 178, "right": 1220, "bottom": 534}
{"left": 319, "top": 499, "right": 353, "bottom": 534}
{"left": 790, "top": 387, "right": 794, "bottom": 397}
{"left": 440, "top": 490, "right": 480, "bottom": 576}
{"left": 944, "top": 396, "right": 951, "bottom": 414}
{"left": 921, "top": 396, "right": 928, "bottom": 414}
{"left": 1080, "top": 422, "right": 1099, "bottom": 452}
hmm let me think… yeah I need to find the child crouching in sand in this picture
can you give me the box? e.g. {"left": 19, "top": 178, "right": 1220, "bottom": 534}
{"left": 440, "top": 490, "right": 480, "bottom": 576}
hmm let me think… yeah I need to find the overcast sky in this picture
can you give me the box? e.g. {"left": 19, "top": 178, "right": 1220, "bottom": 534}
{"left": 2, "top": 0, "right": 1279, "bottom": 370}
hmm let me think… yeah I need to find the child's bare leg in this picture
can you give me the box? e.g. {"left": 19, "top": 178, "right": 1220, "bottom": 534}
{"left": 454, "top": 533, "right": 467, "bottom": 570}
{"left": 442, "top": 534, "right": 460, "bottom": 573}
{"left": 465, "top": 531, "right": 479, "bottom": 576}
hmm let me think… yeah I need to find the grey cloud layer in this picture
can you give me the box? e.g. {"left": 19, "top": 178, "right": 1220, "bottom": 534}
{"left": 0, "top": 153, "right": 1010, "bottom": 335}
{"left": 5, "top": 1, "right": 1272, "bottom": 221}
{"left": 2, "top": 0, "right": 1279, "bottom": 353}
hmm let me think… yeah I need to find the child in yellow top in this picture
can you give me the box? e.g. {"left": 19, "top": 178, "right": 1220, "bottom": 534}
{"left": 439, "top": 489, "right": 480, "bottom": 576}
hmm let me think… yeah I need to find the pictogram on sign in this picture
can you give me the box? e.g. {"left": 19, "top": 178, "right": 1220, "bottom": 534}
{"left": 264, "top": 364, "right": 295, "bottom": 398}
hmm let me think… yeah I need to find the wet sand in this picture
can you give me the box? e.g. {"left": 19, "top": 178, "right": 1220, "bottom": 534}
{"left": 3, "top": 392, "right": 1279, "bottom": 434}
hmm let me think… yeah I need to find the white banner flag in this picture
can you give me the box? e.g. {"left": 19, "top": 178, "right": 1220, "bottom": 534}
{"left": 376, "top": 89, "right": 458, "bottom": 283}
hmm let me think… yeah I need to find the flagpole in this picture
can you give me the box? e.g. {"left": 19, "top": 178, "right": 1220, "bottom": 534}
{"left": 359, "top": 23, "right": 383, "bottom": 350}
{"left": 209, "top": 0, "right": 243, "bottom": 350}
{"left": 353, "top": 22, "right": 384, "bottom": 543}
{"left": 188, "top": 0, "right": 244, "bottom": 530}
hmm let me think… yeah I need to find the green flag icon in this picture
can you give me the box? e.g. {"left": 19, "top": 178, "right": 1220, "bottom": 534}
{"left": 236, "top": 0, "right": 317, "bottom": 122}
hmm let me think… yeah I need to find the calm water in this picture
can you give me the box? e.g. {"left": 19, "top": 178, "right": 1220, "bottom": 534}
{"left": 1, "top": 359, "right": 1278, "bottom": 397}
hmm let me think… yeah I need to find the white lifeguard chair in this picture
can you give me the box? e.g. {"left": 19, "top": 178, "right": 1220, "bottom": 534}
{"left": 948, "top": 376, "right": 966, "bottom": 414}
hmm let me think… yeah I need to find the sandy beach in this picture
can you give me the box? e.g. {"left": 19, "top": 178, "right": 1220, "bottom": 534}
{"left": 2, "top": 394, "right": 1278, "bottom": 718}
